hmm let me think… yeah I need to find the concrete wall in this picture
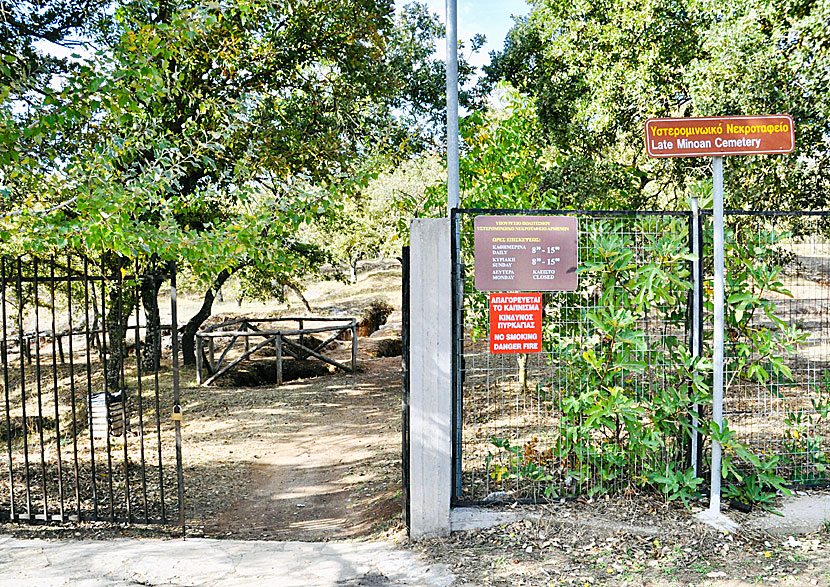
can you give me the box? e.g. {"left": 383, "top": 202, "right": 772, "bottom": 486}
{"left": 408, "top": 218, "right": 452, "bottom": 538}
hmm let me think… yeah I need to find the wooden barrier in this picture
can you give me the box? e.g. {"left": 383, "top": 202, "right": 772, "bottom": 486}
{"left": 195, "top": 317, "right": 358, "bottom": 386}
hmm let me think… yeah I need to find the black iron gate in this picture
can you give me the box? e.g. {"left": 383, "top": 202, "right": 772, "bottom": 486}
{"left": 0, "top": 254, "right": 184, "bottom": 526}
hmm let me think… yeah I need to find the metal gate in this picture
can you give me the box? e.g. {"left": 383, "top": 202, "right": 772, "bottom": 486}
{"left": 451, "top": 209, "right": 694, "bottom": 503}
{"left": 0, "top": 254, "right": 184, "bottom": 525}
{"left": 451, "top": 208, "right": 830, "bottom": 505}
{"left": 401, "top": 245, "right": 410, "bottom": 534}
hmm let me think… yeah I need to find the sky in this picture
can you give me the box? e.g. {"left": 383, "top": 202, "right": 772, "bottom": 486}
{"left": 413, "top": 0, "right": 532, "bottom": 70}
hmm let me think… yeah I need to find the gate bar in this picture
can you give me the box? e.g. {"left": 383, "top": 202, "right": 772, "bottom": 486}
{"left": 1, "top": 258, "right": 14, "bottom": 519}
{"left": 134, "top": 261, "right": 149, "bottom": 523}
{"left": 34, "top": 258, "right": 49, "bottom": 520}
{"left": 49, "top": 257, "right": 66, "bottom": 520}
{"left": 171, "top": 263, "right": 185, "bottom": 532}
{"left": 66, "top": 253, "right": 81, "bottom": 520}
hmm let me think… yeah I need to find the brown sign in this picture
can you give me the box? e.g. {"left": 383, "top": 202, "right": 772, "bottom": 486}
{"left": 474, "top": 216, "right": 578, "bottom": 292}
{"left": 490, "top": 293, "right": 543, "bottom": 354}
{"left": 645, "top": 115, "right": 794, "bottom": 158}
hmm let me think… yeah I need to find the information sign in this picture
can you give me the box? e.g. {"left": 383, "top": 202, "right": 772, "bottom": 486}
{"left": 489, "top": 293, "right": 543, "bottom": 354}
{"left": 474, "top": 216, "right": 578, "bottom": 291}
{"left": 645, "top": 115, "right": 794, "bottom": 158}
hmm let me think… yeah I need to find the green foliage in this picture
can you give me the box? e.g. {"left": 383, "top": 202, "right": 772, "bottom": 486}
{"left": 422, "top": 90, "right": 555, "bottom": 215}
{"left": 486, "top": 436, "right": 556, "bottom": 497}
{"left": 484, "top": 214, "right": 806, "bottom": 509}
{"left": 310, "top": 155, "right": 442, "bottom": 277}
{"left": 485, "top": 0, "right": 830, "bottom": 209}
{"left": 0, "top": 0, "right": 472, "bottom": 306}
{"left": 710, "top": 420, "right": 791, "bottom": 513}
{"left": 549, "top": 217, "right": 702, "bottom": 495}
{"left": 780, "top": 371, "right": 830, "bottom": 484}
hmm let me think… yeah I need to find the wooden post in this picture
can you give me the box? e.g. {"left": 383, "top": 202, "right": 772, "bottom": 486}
{"left": 275, "top": 334, "right": 283, "bottom": 386}
{"left": 56, "top": 333, "right": 65, "bottom": 365}
{"left": 244, "top": 321, "right": 249, "bottom": 353}
{"left": 196, "top": 335, "right": 203, "bottom": 385}
{"left": 298, "top": 319, "right": 304, "bottom": 355}
{"left": 208, "top": 338, "right": 215, "bottom": 371}
{"left": 351, "top": 322, "right": 357, "bottom": 373}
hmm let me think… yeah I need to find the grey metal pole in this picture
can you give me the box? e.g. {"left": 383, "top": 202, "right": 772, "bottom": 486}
{"left": 709, "top": 155, "right": 725, "bottom": 514}
{"left": 690, "top": 195, "right": 701, "bottom": 478}
{"left": 446, "top": 0, "right": 459, "bottom": 215}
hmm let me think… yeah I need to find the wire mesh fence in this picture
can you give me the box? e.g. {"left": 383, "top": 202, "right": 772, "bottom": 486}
{"left": 452, "top": 210, "right": 694, "bottom": 503}
{"left": 0, "top": 254, "right": 184, "bottom": 525}
{"left": 452, "top": 208, "right": 830, "bottom": 505}
{"left": 703, "top": 211, "right": 830, "bottom": 489}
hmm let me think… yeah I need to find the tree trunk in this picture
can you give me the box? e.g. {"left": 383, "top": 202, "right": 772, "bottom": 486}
{"left": 349, "top": 258, "right": 358, "bottom": 283}
{"left": 517, "top": 353, "right": 528, "bottom": 393}
{"left": 140, "top": 272, "right": 164, "bottom": 372}
{"left": 104, "top": 278, "right": 137, "bottom": 394}
{"left": 182, "top": 268, "right": 235, "bottom": 366}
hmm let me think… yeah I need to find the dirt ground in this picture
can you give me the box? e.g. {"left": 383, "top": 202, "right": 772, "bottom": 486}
{"left": 3, "top": 261, "right": 830, "bottom": 586}
{"left": 183, "top": 354, "right": 403, "bottom": 541}
{"left": 417, "top": 497, "right": 830, "bottom": 586}
{"left": 179, "top": 262, "right": 406, "bottom": 541}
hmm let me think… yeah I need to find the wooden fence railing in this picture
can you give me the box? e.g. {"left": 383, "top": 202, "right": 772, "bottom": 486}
{"left": 195, "top": 317, "right": 357, "bottom": 386}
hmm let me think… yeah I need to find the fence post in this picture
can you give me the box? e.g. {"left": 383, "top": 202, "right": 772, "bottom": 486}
{"left": 196, "top": 335, "right": 203, "bottom": 385}
{"left": 275, "top": 334, "right": 283, "bottom": 386}
{"left": 409, "top": 218, "right": 452, "bottom": 538}
{"left": 690, "top": 197, "right": 701, "bottom": 477}
{"left": 170, "top": 261, "right": 185, "bottom": 532}
{"left": 351, "top": 321, "right": 357, "bottom": 373}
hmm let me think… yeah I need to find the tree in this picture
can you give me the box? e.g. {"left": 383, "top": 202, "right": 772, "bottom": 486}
{"left": 311, "top": 154, "right": 442, "bottom": 281}
{"left": 484, "top": 0, "right": 830, "bottom": 210}
{"left": 0, "top": 0, "right": 445, "bottom": 378}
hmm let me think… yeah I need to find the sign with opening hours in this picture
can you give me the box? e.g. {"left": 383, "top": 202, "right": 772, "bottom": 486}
{"left": 474, "top": 216, "right": 578, "bottom": 291}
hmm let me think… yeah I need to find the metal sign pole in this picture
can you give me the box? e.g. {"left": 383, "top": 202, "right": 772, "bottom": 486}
{"left": 696, "top": 155, "right": 738, "bottom": 531}
{"left": 710, "top": 155, "right": 725, "bottom": 514}
{"left": 644, "top": 114, "right": 795, "bottom": 531}
{"left": 446, "top": 0, "right": 459, "bottom": 216}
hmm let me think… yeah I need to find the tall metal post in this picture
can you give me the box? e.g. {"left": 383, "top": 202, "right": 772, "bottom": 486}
{"left": 446, "top": 0, "right": 462, "bottom": 499}
{"left": 690, "top": 196, "right": 701, "bottom": 477}
{"left": 709, "top": 156, "right": 725, "bottom": 514}
{"left": 446, "top": 0, "right": 459, "bottom": 215}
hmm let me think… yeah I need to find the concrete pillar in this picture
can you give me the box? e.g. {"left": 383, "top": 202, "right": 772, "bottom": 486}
{"left": 408, "top": 218, "right": 452, "bottom": 539}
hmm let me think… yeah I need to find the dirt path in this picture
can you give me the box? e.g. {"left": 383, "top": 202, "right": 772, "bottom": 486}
{"left": 183, "top": 356, "right": 403, "bottom": 541}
